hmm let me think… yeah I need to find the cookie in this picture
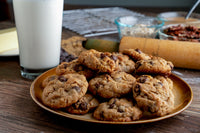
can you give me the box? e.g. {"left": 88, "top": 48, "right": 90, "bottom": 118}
{"left": 122, "top": 48, "right": 152, "bottom": 61}
{"left": 132, "top": 75, "right": 174, "bottom": 116}
{"left": 61, "top": 36, "right": 87, "bottom": 57}
{"left": 135, "top": 56, "right": 174, "bottom": 76}
{"left": 56, "top": 59, "right": 95, "bottom": 79}
{"left": 93, "top": 98, "right": 142, "bottom": 122}
{"left": 66, "top": 94, "right": 99, "bottom": 115}
{"left": 113, "top": 53, "right": 135, "bottom": 73}
{"left": 89, "top": 71, "right": 136, "bottom": 98}
{"left": 78, "top": 49, "right": 118, "bottom": 73}
{"left": 42, "top": 75, "right": 57, "bottom": 88}
{"left": 42, "top": 74, "right": 88, "bottom": 109}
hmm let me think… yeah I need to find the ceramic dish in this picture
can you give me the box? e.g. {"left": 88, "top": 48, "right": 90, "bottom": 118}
{"left": 30, "top": 68, "right": 193, "bottom": 124}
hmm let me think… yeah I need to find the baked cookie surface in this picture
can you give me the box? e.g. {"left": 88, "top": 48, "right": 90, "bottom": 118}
{"left": 122, "top": 48, "right": 152, "bottom": 61}
{"left": 132, "top": 75, "right": 174, "bottom": 116}
{"left": 135, "top": 56, "right": 174, "bottom": 76}
{"left": 61, "top": 36, "right": 87, "bottom": 57}
{"left": 93, "top": 98, "right": 142, "bottom": 122}
{"left": 66, "top": 93, "right": 99, "bottom": 115}
{"left": 42, "top": 74, "right": 88, "bottom": 109}
{"left": 78, "top": 49, "right": 118, "bottom": 73}
{"left": 113, "top": 53, "right": 135, "bottom": 73}
{"left": 89, "top": 71, "right": 136, "bottom": 98}
{"left": 56, "top": 59, "right": 95, "bottom": 79}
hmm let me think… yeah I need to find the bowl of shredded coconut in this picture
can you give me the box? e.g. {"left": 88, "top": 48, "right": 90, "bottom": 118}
{"left": 115, "top": 16, "right": 164, "bottom": 39}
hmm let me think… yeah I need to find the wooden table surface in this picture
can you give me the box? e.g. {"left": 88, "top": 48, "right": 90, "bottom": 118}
{"left": 0, "top": 6, "right": 200, "bottom": 133}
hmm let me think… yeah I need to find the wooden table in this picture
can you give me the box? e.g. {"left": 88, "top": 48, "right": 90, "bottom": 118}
{"left": 0, "top": 6, "right": 200, "bottom": 133}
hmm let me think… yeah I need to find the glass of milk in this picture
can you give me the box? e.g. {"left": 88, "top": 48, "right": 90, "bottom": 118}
{"left": 13, "top": 0, "right": 64, "bottom": 80}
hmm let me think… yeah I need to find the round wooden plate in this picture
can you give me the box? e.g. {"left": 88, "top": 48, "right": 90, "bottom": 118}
{"left": 30, "top": 68, "right": 193, "bottom": 124}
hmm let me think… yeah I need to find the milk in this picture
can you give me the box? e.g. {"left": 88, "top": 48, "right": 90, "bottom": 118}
{"left": 13, "top": 0, "right": 63, "bottom": 70}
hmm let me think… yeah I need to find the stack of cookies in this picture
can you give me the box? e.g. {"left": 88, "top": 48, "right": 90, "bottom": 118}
{"left": 41, "top": 48, "right": 174, "bottom": 122}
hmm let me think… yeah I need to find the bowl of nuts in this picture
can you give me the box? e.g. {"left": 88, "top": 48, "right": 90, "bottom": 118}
{"left": 158, "top": 24, "right": 200, "bottom": 42}
{"left": 115, "top": 16, "right": 164, "bottom": 39}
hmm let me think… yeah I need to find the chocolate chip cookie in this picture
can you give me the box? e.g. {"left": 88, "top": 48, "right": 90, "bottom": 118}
{"left": 132, "top": 75, "right": 174, "bottom": 116}
{"left": 61, "top": 36, "right": 87, "bottom": 57}
{"left": 89, "top": 71, "right": 136, "bottom": 98}
{"left": 56, "top": 59, "right": 95, "bottom": 79}
{"left": 78, "top": 49, "right": 118, "bottom": 73}
{"left": 122, "top": 48, "right": 152, "bottom": 61}
{"left": 113, "top": 53, "right": 135, "bottom": 73}
{"left": 66, "top": 94, "right": 99, "bottom": 115}
{"left": 93, "top": 98, "right": 142, "bottom": 122}
{"left": 42, "top": 74, "right": 88, "bottom": 109}
{"left": 135, "top": 56, "right": 174, "bottom": 76}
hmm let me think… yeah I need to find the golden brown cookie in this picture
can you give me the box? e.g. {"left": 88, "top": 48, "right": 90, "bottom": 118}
{"left": 42, "top": 74, "right": 88, "bottom": 109}
{"left": 122, "top": 48, "right": 152, "bottom": 61}
{"left": 78, "top": 49, "right": 118, "bottom": 73}
{"left": 56, "top": 59, "right": 95, "bottom": 79}
{"left": 61, "top": 36, "right": 87, "bottom": 57}
{"left": 132, "top": 75, "right": 174, "bottom": 116}
{"left": 93, "top": 98, "right": 142, "bottom": 122}
{"left": 66, "top": 94, "right": 99, "bottom": 115}
{"left": 89, "top": 71, "right": 136, "bottom": 98}
{"left": 135, "top": 56, "right": 174, "bottom": 76}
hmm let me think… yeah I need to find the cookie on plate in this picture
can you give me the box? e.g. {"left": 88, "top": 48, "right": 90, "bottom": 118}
{"left": 78, "top": 49, "right": 118, "bottom": 73}
{"left": 56, "top": 59, "right": 95, "bottom": 79}
{"left": 89, "top": 71, "right": 136, "bottom": 98}
{"left": 135, "top": 56, "right": 174, "bottom": 76}
{"left": 66, "top": 94, "right": 99, "bottom": 115}
{"left": 113, "top": 53, "right": 135, "bottom": 73}
{"left": 122, "top": 48, "right": 152, "bottom": 61}
{"left": 61, "top": 36, "right": 87, "bottom": 57}
{"left": 93, "top": 98, "right": 142, "bottom": 122}
{"left": 132, "top": 75, "right": 174, "bottom": 116}
{"left": 42, "top": 74, "right": 88, "bottom": 109}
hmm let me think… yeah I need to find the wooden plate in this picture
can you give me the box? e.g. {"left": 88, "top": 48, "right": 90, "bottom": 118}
{"left": 30, "top": 68, "right": 193, "bottom": 124}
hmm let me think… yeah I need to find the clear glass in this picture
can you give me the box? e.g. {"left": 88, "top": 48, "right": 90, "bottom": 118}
{"left": 13, "top": 0, "right": 64, "bottom": 80}
{"left": 115, "top": 16, "right": 164, "bottom": 39}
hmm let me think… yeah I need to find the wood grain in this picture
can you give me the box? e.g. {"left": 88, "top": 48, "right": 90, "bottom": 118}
{"left": 0, "top": 6, "right": 200, "bottom": 132}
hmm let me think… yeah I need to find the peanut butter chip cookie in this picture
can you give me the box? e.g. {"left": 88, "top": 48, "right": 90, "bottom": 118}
{"left": 93, "top": 98, "right": 142, "bottom": 122}
{"left": 56, "top": 59, "right": 95, "bottom": 79}
{"left": 42, "top": 74, "right": 88, "bottom": 109}
{"left": 135, "top": 56, "right": 174, "bottom": 76}
{"left": 89, "top": 71, "right": 136, "bottom": 98}
{"left": 122, "top": 48, "right": 152, "bottom": 61}
{"left": 133, "top": 75, "right": 174, "bottom": 116}
{"left": 66, "top": 94, "right": 99, "bottom": 115}
{"left": 78, "top": 49, "right": 118, "bottom": 73}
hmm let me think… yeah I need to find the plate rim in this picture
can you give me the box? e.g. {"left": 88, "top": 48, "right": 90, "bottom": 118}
{"left": 30, "top": 68, "right": 193, "bottom": 124}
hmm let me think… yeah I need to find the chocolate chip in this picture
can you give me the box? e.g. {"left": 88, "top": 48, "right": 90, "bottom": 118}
{"left": 63, "top": 64, "right": 68, "bottom": 69}
{"left": 100, "top": 111, "right": 104, "bottom": 119}
{"left": 72, "top": 86, "right": 81, "bottom": 92}
{"left": 134, "top": 84, "right": 141, "bottom": 95}
{"left": 74, "top": 64, "right": 83, "bottom": 71}
{"left": 79, "top": 102, "right": 88, "bottom": 111}
{"left": 135, "top": 48, "right": 142, "bottom": 54}
{"left": 138, "top": 76, "right": 148, "bottom": 83}
{"left": 108, "top": 103, "right": 115, "bottom": 109}
{"left": 58, "top": 76, "right": 68, "bottom": 82}
{"left": 110, "top": 55, "right": 118, "bottom": 61}
{"left": 95, "top": 83, "right": 100, "bottom": 89}
{"left": 149, "top": 61, "right": 154, "bottom": 65}
{"left": 100, "top": 53, "right": 107, "bottom": 59}
{"left": 135, "top": 62, "right": 142, "bottom": 69}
